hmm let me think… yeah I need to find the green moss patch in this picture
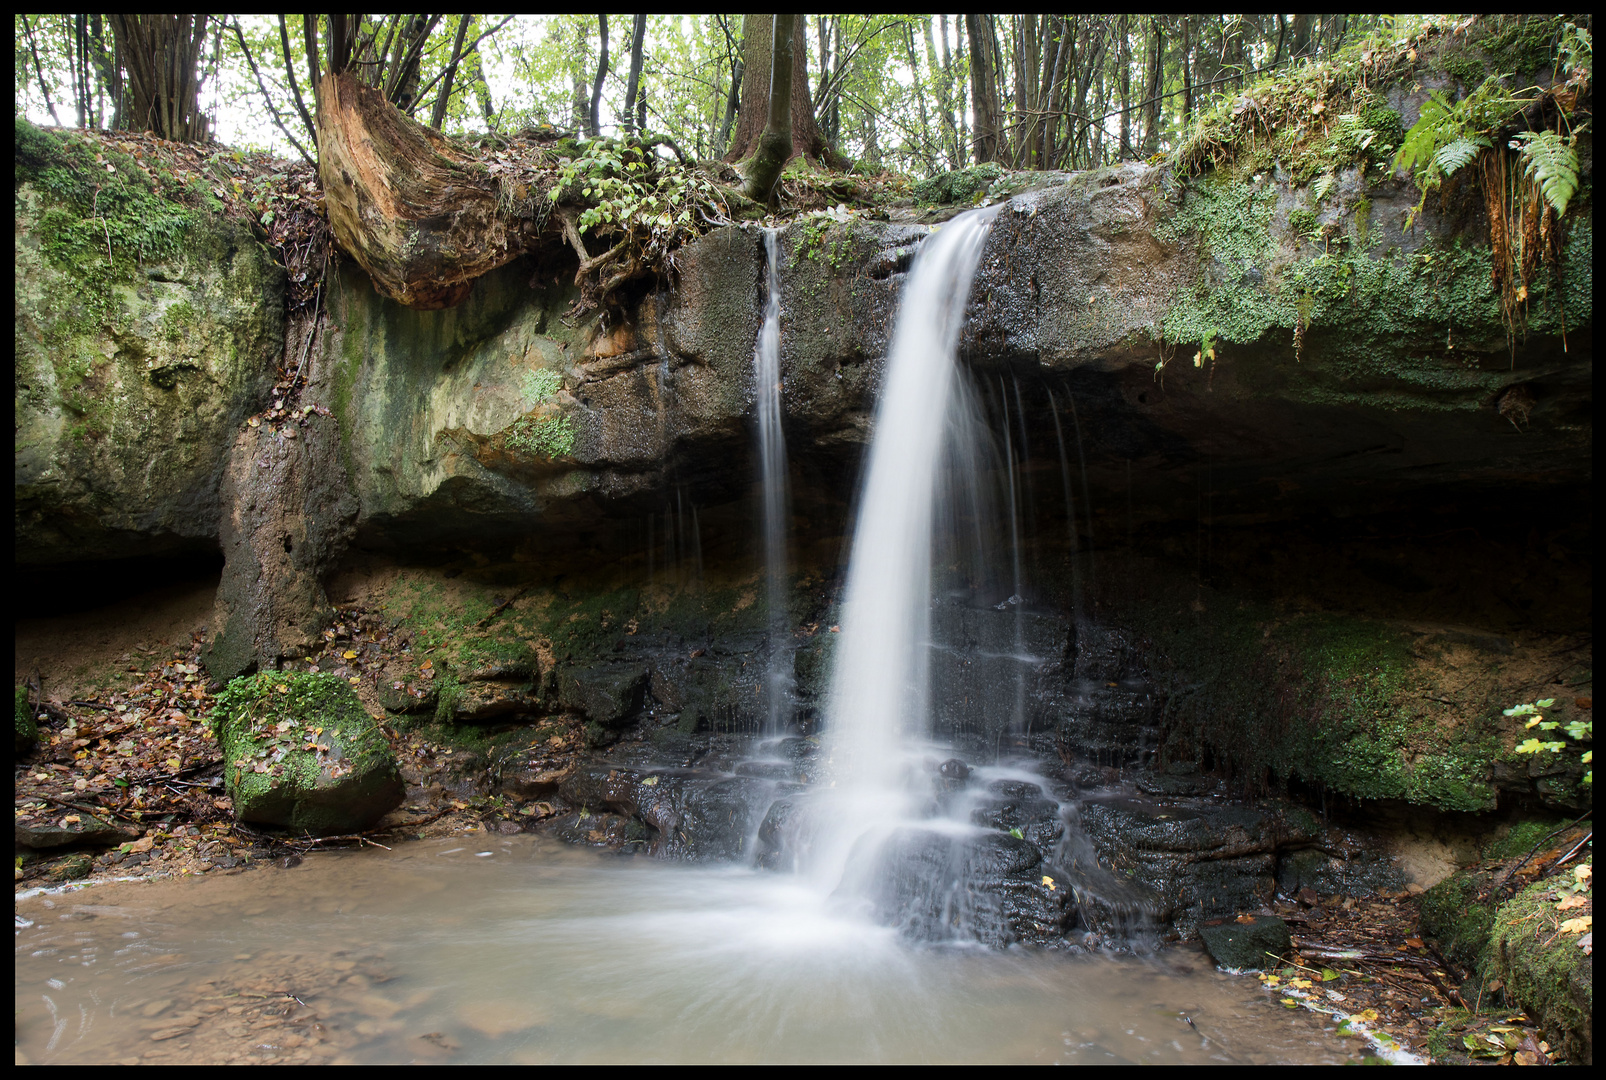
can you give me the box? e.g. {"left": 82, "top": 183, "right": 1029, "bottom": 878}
{"left": 1129, "top": 589, "right": 1505, "bottom": 811}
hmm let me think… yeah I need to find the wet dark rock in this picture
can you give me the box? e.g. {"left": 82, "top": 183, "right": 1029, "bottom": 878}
{"left": 970, "top": 780, "right": 1066, "bottom": 850}
{"left": 559, "top": 663, "right": 648, "bottom": 728}
{"left": 647, "top": 652, "right": 765, "bottom": 734}
{"left": 734, "top": 760, "right": 797, "bottom": 780}
{"left": 498, "top": 764, "right": 569, "bottom": 800}
{"left": 859, "top": 827, "right": 1072, "bottom": 947}
{"left": 556, "top": 763, "right": 780, "bottom": 861}
{"left": 926, "top": 603, "right": 1070, "bottom": 742}
{"left": 1198, "top": 914, "right": 1291, "bottom": 970}
{"left": 1276, "top": 846, "right": 1404, "bottom": 898}
{"left": 15, "top": 814, "right": 141, "bottom": 850}
{"left": 938, "top": 758, "right": 971, "bottom": 780}
{"left": 1079, "top": 798, "right": 1328, "bottom": 937}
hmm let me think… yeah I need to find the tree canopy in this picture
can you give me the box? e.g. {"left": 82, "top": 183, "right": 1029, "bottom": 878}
{"left": 15, "top": 14, "right": 1417, "bottom": 176}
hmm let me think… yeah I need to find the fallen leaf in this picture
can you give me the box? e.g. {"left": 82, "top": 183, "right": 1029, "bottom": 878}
{"left": 1356, "top": 1009, "right": 1379, "bottom": 1022}
{"left": 343, "top": 650, "right": 357, "bottom": 659}
{"left": 1557, "top": 894, "right": 1586, "bottom": 911}
{"left": 127, "top": 836, "right": 155, "bottom": 854}
{"left": 1406, "top": 937, "right": 1425, "bottom": 948}
{"left": 1041, "top": 875, "right": 1056, "bottom": 891}
{"left": 1320, "top": 968, "right": 1341, "bottom": 982}
{"left": 1559, "top": 916, "right": 1591, "bottom": 934}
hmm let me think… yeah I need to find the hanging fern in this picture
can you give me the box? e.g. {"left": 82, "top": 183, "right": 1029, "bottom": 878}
{"left": 1512, "top": 130, "right": 1580, "bottom": 218}
{"left": 1434, "top": 135, "right": 1490, "bottom": 176}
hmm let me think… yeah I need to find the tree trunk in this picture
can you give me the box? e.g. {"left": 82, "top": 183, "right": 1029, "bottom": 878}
{"left": 1139, "top": 17, "right": 1164, "bottom": 156}
{"left": 110, "top": 14, "right": 211, "bottom": 142}
{"left": 316, "top": 71, "right": 536, "bottom": 309}
{"left": 589, "top": 14, "right": 609, "bottom": 136}
{"left": 744, "top": 14, "right": 797, "bottom": 204}
{"left": 622, "top": 14, "right": 647, "bottom": 135}
{"left": 724, "top": 14, "right": 837, "bottom": 167}
{"left": 966, "top": 14, "right": 1003, "bottom": 164}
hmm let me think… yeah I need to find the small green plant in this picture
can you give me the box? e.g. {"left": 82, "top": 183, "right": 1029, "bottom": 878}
{"left": 519, "top": 369, "right": 562, "bottom": 402}
{"left": 506, "top": 415, "right": 576, "bottom": 459}
{"left": 1507, "top": 698, "right": 1592, "bottom": 784}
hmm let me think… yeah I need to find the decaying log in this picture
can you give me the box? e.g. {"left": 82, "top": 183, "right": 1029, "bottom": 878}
{"left": 316, "top": 71, "right": 535, "bottom": 309}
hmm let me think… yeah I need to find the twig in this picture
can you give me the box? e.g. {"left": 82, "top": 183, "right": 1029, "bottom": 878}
{"left": 1556, "top": 831, "right": 1592, "bottom": 866}
{"left": 1500, "top": 811, "right": 1594, "bottom": 888}
{"left": 32, "top": 793, "right": 146, "bottom": 825}
{"left": 292, "top": 833, "right": 392, "bottom": 850}
{"left": 475, "top": 586, "right": 531, "bottom": 628}
{"left": 66, "top": 700, "right": 117, "bottom": 711}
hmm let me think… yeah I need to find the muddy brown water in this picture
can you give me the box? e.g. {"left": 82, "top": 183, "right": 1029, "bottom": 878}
{"left": 17, "top": 835, "right": 1375, "bottom": 1064}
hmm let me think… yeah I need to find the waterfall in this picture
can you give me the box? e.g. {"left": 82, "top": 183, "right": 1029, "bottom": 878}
{"left": 754, "top": 228, "right": 791, "bottom": 731}
{"left": 811, "top": 207, "right": 1000, "bottom": 887}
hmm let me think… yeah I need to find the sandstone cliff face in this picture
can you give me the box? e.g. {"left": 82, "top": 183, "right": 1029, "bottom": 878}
{"left": 16, "top": 123, "right": 1589, "bottom": 561}
{"left": 14, "top": 128, "right": 284, "bottom": 565}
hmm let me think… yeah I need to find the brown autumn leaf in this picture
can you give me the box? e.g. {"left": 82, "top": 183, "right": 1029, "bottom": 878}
{"left": 1556, "top": 893, "right": 1587, "bottom": 911}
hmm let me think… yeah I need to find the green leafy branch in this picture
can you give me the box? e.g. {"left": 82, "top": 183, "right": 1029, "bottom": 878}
{"left": 546, "top": 137, "right": 736, "bottom": 314}
{"left": 1506, "top": 698, "right": 1592, "bottom": 784}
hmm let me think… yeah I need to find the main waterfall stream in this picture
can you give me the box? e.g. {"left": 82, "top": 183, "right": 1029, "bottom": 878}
{"left": 15, "top": 211, "right": 1373, "bottom": 1064}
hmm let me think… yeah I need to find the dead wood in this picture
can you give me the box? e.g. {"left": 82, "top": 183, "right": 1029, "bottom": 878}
{"left": 316, "top": 71, "right": 541, "bottom": 309}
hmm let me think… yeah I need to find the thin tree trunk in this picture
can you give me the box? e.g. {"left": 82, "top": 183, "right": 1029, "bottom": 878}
{"left": 1118, "top": 15, "right": 1131, "bottom": 160}
{"left": 589, "top": 14, "right": 609, "bottom": 136}
{"left": 949, "top": 16, "right": 968, "bottom": 166}
{"left": 21, "top": 15, "right": 64, "bottom": 126}
{"left": 905, "top": 22, "right": 935, "bottom": 173}
{"left": 1140, "top": 16, "right": 1164, "bottom": 156}
{"left": 622, "top": 14, "right": 647, "bottom": 135}
{"left": 924, "top": 16, "right": 959, "bottom": 170}
{"left": 465, "top": 39, "right": 496, "bottom": 129}
{"left": 572, "top": 20, "right": 590, "bottom": 131}
{"left": 429, "top": 15, "right": 474, "bottom": 130}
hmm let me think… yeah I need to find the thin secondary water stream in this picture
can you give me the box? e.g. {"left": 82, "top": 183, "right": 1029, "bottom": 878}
{"left": 15, "top": 836, "right": 1369, "bottom": 1064}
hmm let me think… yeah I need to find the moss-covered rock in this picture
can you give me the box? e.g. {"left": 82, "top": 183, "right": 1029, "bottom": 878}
{"left": 1489, "top": 862, "right": 1593, "bottom": 1065}
{"left": 210, "top": 672, "right": 404, "bottom": 835}
{"left": 1419, "top": 870, "right": 1500, "bottom": 976}
{"left": 14, "top": 120, "right": 284, "bottom": 563}
{"left": 15, "top": 684, "right": 38, "bottom": 754}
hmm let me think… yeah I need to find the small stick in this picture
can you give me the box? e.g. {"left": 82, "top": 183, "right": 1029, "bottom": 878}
{"left": 1555, "top": 831, "right": 1592, "bottom": 866}
{"left": 31, "top": 793, "right": 146, "bottom": 824}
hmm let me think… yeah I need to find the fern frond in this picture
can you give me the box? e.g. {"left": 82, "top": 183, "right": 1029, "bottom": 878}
{"left": 1312, "top": 171, "right": 1336, "bottom": 206}
{"left": 1434, "top": 136, "right": 1489, "bottom": 176}
{"left": 1393, "top": 91, "right": 1457, "bottom": 175}
{"left": 1514, "top": 130, "right": 1579, "bottom": 218}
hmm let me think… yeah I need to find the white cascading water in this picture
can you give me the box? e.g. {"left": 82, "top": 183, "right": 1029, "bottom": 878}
{"left": 810, "top": 206, "right": 1001, "bottom": 890}
{"left": 754, "top": 228, "right": 790, "bottom": 732}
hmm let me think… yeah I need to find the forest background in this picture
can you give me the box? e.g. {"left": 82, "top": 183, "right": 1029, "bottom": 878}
{"left": 14, "top": 14, "right": 1398, "bottom": 176}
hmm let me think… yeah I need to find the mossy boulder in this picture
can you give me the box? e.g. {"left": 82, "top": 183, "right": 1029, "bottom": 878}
{"left": 210, "top": 672, "right": 404, "bottom": 835}
{"left": 1489, "top": 864, "right": 1593, "bottom": 1065}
